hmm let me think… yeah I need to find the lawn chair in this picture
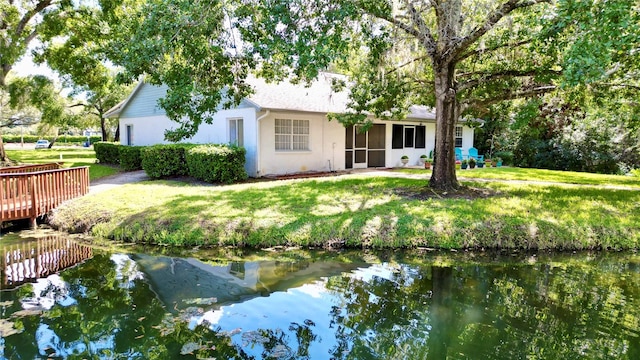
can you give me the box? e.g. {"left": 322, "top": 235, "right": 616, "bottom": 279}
{"left": 455, "top": 148, "right": 464, "bottom": 161}
{"left": 468, "top": 147, "right": 484, "bottom": 162}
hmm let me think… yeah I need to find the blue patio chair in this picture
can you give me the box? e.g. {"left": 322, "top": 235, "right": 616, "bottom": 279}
{"left": 455, "top": 148, "right": 464, "bottom": 161}
{"left": 468, "top": 147, "right": 484, "bottom": 162}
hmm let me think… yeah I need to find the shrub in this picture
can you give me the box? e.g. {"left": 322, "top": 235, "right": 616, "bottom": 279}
{"left": 94, "top": 142, "right": 121, "bottom": 164}
{"left": 493, "top": 151, "right": 514, "bottom": 166}
{"left": 141, "top": 144, "right": 194, "bottom": 179}
{"left": 631, "top": 169, "right": 640, "bottom": 177}
{"left": 119, "top": 146, "right": 144, "bottom": 171}
{"left": 186, "top": 144, "right": 247, "bottom": 184}
{"left": 2, "top": 134, "right": 102, "bottom": 145}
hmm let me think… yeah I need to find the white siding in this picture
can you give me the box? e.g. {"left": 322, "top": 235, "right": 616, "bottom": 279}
{"left": 258, "top": 112, "right": 345, "bottom": 176}
{"left": 119, "top": 107, "right": 259, "bottom": 177}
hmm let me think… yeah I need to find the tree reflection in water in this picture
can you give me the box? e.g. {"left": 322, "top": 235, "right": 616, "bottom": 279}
{"left": 1, "top": 247, "right": 639, "bottom": 359}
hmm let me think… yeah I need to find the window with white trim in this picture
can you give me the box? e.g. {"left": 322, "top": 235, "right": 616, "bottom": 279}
{"left": 228, "top": 118, "right": 244, "bottom": 146}
{"left": 275, "top": 118, "right": 309, "bottom": 151}
{"left": 454, "top": 126, "right": 463, "bottom": 148}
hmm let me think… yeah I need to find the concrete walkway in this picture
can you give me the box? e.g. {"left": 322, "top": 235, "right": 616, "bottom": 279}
{"left": 89, "top": 170, "right": 149, "bottom": 194}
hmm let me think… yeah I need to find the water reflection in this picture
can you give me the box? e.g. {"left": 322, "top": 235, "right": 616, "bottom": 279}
{"left": 1, "top": 236, "right": 93, "bottom": 289}
{"left": 1, "top": 240, "right": 639, "bottom": 359}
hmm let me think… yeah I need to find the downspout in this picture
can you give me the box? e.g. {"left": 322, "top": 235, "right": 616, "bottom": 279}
{"left": 255, "top": 110, "right": 270, "bottom": 177}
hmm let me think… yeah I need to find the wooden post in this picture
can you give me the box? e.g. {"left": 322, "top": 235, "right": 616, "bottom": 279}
{"left": 29, "top": 174, "right": 37, "bottom": 229}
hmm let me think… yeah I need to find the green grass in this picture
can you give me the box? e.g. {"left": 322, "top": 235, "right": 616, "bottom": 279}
{"left": 6, "top": 148, "right": 119, "bottom": 181}
{"left": 49, "top": 174, "right": 640, "bottom": 250}
{"left": 395, "top": 166, "right": 640, "bottom": 188}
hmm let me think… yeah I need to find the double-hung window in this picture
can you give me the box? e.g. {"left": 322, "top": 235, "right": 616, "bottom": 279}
{"left": 229, "top": 118, "right": 244, "bottom": 146}
{"left": 275, "top": 118, "right": 309, "bottom": 151}
{"left": 454, "top": 126, "right": 463, "bottom": 147}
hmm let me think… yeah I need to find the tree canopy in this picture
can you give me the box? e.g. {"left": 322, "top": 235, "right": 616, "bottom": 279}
{"left": 112, "top": 0, "right": 639, "bottom": 188}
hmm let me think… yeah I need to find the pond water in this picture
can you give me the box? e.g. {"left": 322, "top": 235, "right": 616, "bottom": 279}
{"left": 1, "top": 234, "right": 640, "bottom": 359}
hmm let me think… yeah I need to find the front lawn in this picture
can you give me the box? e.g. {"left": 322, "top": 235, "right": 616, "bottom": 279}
{"left": 49, "top": 174, "right": 640, "bottom": 250}
{"left": 6, "top": 148, "right": 119, "bottom": 181}
{"left": 395, "top": 167, "right": 640, "bottom": 188}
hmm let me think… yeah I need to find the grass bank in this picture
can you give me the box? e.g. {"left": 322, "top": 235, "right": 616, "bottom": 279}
{"left": 49, "top": 170, "right": 640, "bottom": 250}
{"left": 6, "top": 148, "right": 118, "bottom": 180}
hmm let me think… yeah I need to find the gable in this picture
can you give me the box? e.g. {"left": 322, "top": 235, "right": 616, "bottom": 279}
{"left": 120, "top": 83, "right": 169, "bottom": 118}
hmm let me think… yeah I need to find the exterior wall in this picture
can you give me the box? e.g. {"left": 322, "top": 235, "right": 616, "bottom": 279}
{"left": 257, "top": 111, "right": 345, "bottom": 176}
{"left": 119, "top": 107, "right": 259, "bottom": 177}
{"left": 384, "top": 120, "right": 438, "bottom": 167}
{"left": 120, "top": 83, "right": 168, "bottom": 118}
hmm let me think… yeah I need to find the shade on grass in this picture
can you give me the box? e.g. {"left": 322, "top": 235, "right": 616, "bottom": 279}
{"left": 49, "top": 175, "right": 640, "bottom": 250}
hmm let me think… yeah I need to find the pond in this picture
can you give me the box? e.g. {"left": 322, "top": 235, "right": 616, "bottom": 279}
{"left": 1, "top": 233, "right": 640, "bottom": 359}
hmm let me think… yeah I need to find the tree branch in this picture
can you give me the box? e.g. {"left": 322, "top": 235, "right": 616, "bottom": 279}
{"left": 457, "top": 69, "right": 562, "bottom": 91}
{"left": 462, "top": 85, "right": 556, "bottom": 111}
{"left": 593, "top": 82, "right": 640, "bottom": 91}
{"left": 16, "top": 0, "right": 53, "bottom": 37}
{"left": 386, "top": 55, "right": 430, "bottom": 75}
{"left": 455, "top": 38, "right": 534, "bottom": 62}
{"left": 404, "top": 0, "right": 437, "bottom": 59}
{"left": 464, "top": 85, "right": 557, "bottom": 110}
{"left": 360, "top": 6, "right": 420, "bottom": 39}
{"left": 445, "top": 0, "right": 550, "bottom": 62}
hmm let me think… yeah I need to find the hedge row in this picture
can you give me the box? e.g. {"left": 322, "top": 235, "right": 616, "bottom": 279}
{"left": 94, "top": 142, "right": 121, "bottom": 165}
{"left": 141, "top": 144, "right": 194, "bottom": 178}
{"left": 2, "top": 135, "right": 102, "bottom": 144}
{"left": 186, "top": 144, "right": 248, "bottom": 184}
{"left": 95, "top": 142, "right": 247, "bottom": 183}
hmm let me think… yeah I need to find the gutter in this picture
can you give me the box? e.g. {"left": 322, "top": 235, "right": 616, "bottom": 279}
{"left": 255, "top": 110, "right": 270, "bottom": 177}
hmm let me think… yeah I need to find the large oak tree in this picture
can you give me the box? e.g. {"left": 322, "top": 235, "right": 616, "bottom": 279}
{"left": 115, "top": 0, "right": 639, "bottom": 189}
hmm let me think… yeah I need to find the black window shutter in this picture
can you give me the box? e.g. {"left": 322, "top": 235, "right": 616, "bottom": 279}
{"left": 392, "top": 124, "right": 403, "bottom": 149}
{"left": 415, "top": 126, "right": 426, "bottom": 148}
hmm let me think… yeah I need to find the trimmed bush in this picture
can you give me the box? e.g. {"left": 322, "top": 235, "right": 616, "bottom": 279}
{"left": 141, "top": 144, "right": 194, "bottom": 179}
{"left": 186, "top": 144, "right": 247, "bottom": 184}
{"left": 1, "top": 135, "right": 102, "bottom": 145}
{"left": 94, "top": 142, "right": 121, "bottom": 164}
{"left": 119, "top": 146, "right": 144, "bottom": 171}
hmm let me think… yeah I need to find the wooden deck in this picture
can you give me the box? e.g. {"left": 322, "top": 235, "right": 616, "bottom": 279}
{"left": 1, "top": 164, "right": 89, "bottom": 227}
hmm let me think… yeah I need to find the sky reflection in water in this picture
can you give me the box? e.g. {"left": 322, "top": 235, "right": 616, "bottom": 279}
{"left": 1, "top": 237, "right": 640, "bottom": 359}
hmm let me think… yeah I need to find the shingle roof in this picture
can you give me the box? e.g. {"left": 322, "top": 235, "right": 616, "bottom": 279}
{"left": 105, "top": 73, "right": 437, "bottom": 121}
{"left": 245, "top": 74, "right": 436, "bottom": 121}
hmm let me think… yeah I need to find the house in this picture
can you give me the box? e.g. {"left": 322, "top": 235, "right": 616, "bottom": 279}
{"left": 104, "top": 73, "right": 477, "bottom": 177}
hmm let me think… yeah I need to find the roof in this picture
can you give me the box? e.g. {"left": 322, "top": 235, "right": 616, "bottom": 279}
{"left": 104, "top": 73, "right": 437, "bottom": 121}
{"left": 103, "top": 79, "right": 146, "bottom": 118}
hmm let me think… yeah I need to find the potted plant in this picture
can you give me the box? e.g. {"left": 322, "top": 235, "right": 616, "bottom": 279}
{"left": 491, "top": 158, "right": 498, "bottom": 167}
{"left": 477, "top": 158, "right": 484, "bottom": 168}
{"left": 419, "top": 154, "right": 428, "bottom": 165}
{"left": 495, "top": 157, "right": 503, "bottom": 167}
{"left": 468, "top": 157, "right": 476, "bottom": 169}
{"left": 401, "top": 155, "right": 409, "bottom": 165}
{"left": 461, "top": 159, "right": 468, "bottom": 170}
{"left": 424, "top": 157, "right": 433, "bottom": 169}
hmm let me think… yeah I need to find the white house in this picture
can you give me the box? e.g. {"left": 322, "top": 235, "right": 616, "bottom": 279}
{"left": 104, "top": 73, "right": 477, "bottom": 177}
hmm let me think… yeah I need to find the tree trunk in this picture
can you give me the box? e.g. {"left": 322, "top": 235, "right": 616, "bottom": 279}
{"left": 114, "top": 123, "right": 120, "bottom": 142}
{"left": 430, "top": 62, "right": 459, "bottom": 190}
{"left": 0, "top": 133, "right": 9, "bottom": 164}
{"left": 100, "top": 117, "right": 108, "bottom": 141}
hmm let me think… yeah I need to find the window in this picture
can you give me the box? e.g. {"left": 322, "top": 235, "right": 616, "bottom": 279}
{"left": 275, "top": 118, "right": 309, "bottom": 151}
{"left": 125, "top": 125, "right": 133, "bottom": 146}
{"left": 455, "top": 126, "right": 463, "bottom": 148}
{"left": 392, "top": 124, "right": 426, "bottom": 149}
{"left": 229, "top": 118, "right": 244, "bottom": 146}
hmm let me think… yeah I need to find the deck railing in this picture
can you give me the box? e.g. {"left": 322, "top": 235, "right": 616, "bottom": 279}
{"left": 0, "top": 162, "right": 63, "bottom": 174}
{"left": 0, "top": 166, "right": 89, "bottom": 226}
